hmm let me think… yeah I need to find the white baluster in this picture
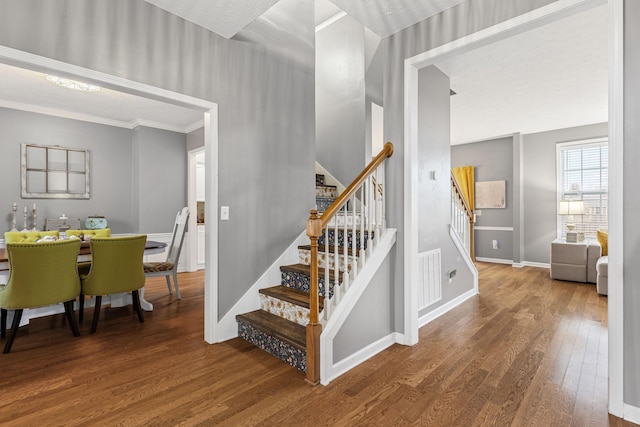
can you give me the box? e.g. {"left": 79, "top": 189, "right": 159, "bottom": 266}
{"left": 360, "top": 184, "right": 366, "bottom": 265}
{"left": 324, "top": 224, "right": 330, "bottom": 320}
{"left": 351, "top": 193, "right": 358, "bottom": 278}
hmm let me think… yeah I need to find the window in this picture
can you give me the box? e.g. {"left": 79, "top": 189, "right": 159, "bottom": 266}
{"left": 21, "top": 143, "right": 90, "bottom": 199}
{"left": 557, "top": 138, "right": 608, "bottom": 238}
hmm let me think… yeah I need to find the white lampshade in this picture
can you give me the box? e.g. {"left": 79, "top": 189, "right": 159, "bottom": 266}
{"left": 558, "top": 200, "right": 585, "bottom": 215}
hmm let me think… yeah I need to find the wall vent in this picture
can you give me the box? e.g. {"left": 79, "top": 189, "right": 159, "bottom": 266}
{"left": 418, "top": 248, "right": 442, "bottom": 310}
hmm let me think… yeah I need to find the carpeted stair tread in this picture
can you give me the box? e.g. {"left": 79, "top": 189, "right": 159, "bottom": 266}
{"left": 236, "top": 310, "right": 306, "bottom": 350}
{"left": 281, "top": 263, "right": 343, "bottom": 281}
{"left": 299, "top": 244, "right": 355, "bottom": 257}
{"left": 260, "top": 285, "right": 324, "bottom": 310}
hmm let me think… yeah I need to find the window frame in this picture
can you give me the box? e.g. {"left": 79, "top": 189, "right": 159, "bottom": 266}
{"left": 556, "top": 137, "right": 608, "bottom": 239}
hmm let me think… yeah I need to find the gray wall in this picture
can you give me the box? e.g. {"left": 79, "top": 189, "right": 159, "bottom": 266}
{"left": 417, "top": 66, "right": 474, "bottom": 317}
{"left": 134, "top": 126, "right": 187, "bottom": 233}
{"left": 0, "top": 108, "right": 186, "bottom": 234}
{"left": 0, "top": 0, "right": 316, "bottom": 320}
{"left": 334, "top": 247, "right": 395, "bottom": 362}
{"left": 522, "top": 123, "right": 607, "bottom": 263}
{"left": 452, "top": 136, "right": 514, "bottom": 260}
{"left": 187, "top": 127, "right": 204, "bottom": 152}
{"left": 624, "top": 0, "right": 640, "bottom": 407}
{"left": 383, "top": 0, "right": 557, "bottom": 332}
{"left": 316, "top": 14, "right": 366, "bottom": 185}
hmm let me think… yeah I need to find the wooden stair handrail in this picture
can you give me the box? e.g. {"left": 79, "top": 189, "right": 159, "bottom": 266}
{"left": 318, "top": 142, "right": 393, "bottom": 227}
{"left": 451, "top": 173, "right": 472, "bottom": 219}
{"left": 305, "top": 141, "right": 393, "bottom": 385}
{"left": 450, "top": 172, "right": 475, "bottom": 261}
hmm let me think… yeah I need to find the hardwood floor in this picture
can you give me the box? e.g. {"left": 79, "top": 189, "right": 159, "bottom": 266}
{"left": 0, "top": 263, "right": 635, "bottom": 426}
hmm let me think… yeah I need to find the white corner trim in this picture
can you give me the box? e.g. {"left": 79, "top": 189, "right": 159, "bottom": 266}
{"left": 315, "top": 11, "right": 347, "bottom": 33}
{"left": 608, "top": 0, "right": 624, "bottom": 417}
{"left": 419, "top": 288, "right": 477, "bottom": 328}
{"left": 475, "top": 257, "right": 514, "bottom": 265}
{"left": 512, "top": 261, "right": 551, "bottom": 269}
{"left": 213, "top": 229, "right": 309, "bottom": 343}
{"left": 474, "top": 226, "right": 514, "bottom": 232}
{"left": 321, "top": 332, "right": 399, "bottom": 386}
{"left": 320, "top": 229, "right": 397, "bottom": 385}
{"left": 624, "top": 404, "right": 640, "bottom": 425}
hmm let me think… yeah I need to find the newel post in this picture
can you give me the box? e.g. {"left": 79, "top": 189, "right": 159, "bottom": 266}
{"left": 305, "top": 209, "right": 322, "bottom": 385}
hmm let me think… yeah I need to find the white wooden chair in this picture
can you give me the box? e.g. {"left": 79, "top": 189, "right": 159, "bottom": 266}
{"left": 143, "top": 207, "right": 189, "bottom": 299}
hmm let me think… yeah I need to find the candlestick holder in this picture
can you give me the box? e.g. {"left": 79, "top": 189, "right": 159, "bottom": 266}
{"left": 22, "top": 207, "right": 28, "bottom": 232}
{"left": 10, "top": 203, "right": 18, "bottom": 232}
{"left": 31, "top": 207, "right": 37, "bottom": 231}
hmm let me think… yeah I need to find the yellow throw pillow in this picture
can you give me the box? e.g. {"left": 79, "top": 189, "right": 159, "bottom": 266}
{"left": 597, "top": 230, "right": 608, "bottom": 256}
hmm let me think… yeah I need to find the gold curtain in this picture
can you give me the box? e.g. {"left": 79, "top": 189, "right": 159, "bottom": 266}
{"left": 451, "top": 166, "right": 475, "bottom": 211}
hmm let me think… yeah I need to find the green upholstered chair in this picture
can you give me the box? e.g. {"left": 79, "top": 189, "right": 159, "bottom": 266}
{"left": 0, "top": 239, "right": 82, "bottom": 353}
{"left": 144, "top": 207, "right": 189, "bottom": 299}
{"left": 4, "top": 230, "right": 59, "bottom": 243}
{"left": 79, "top": 235, "right": 147, "bottom": 334}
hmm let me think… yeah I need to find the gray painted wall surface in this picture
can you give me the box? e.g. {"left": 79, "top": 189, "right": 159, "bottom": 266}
{"left": 417, "top": 66, "right": 473, "bottom": 317}
{"left": 333, "top": 247, "right": 395, "bottom": 362}
{"left": 316, "top": 14, "right": 366, "bottom": 185}
{"left": 135, "top": 126, "right": 187, "bottom": 234}
{"left": 0, "top": 0, "right": 316, "bottom": 319}
{"left": 624, "top": 0, "right": 640, "bottom": 407}
{"left": 452, "top": 137, "right": 514, "bottom": 259}
{"left": 0, "top": 108, "right": 136, "bottom": 233}
{"left": 187, "top": 127, "right": 204, "bottom": 152}
{"left": 383, "top": 0, "right": 555, "bottom": 331}
{"left": 522, "top": 123, "right": 607, "bottom": 263}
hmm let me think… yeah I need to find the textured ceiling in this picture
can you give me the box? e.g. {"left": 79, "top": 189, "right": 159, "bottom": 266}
{"left": 437, "top": 4, "right": 607, "bottom": 145}
{"left": 330, "top": 0, "right": 468, "bottom": 37}
{"left": 143, "top": 0, "right": 279, "bottom": 39}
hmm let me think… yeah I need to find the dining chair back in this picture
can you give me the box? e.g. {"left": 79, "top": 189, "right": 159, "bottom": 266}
{"left": 80, "top": 235, "right": 147, "bottom": 333}
{"left": 0, "top": 239, "right": 82, "bottom": 353}
{"left": 143, "top": 207, "right": 189, "bottom": 299}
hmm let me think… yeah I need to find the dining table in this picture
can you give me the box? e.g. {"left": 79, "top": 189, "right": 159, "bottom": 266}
{"left": 0, "top": 238, "right": 168, "bottom": 327}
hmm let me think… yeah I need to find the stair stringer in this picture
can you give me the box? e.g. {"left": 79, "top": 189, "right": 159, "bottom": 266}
{"left": 215, "top": 229, "right": 308, "bottom": 343}
{"left": 319, "top": 228, "right": 397, "bottom": 386}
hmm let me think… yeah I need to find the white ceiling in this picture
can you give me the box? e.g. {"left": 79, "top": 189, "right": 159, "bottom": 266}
{"left": 438, "top": 4, "right": 608, "bottom": 145}
{"left": 0, "top": 1, "right": 608, "bottom": 144}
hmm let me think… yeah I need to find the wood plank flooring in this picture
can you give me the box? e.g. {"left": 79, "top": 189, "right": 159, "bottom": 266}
{"left": 0, "top": 263, "right": 635, "bottom": 426}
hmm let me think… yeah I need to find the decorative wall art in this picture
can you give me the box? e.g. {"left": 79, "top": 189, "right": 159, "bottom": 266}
{"left": 476, "top": 180, "right": 506, "bottom": 209}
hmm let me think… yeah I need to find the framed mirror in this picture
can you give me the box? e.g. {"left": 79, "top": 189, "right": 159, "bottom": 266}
{"left": 21, "top": 143, "right": 90, "bottom": 199}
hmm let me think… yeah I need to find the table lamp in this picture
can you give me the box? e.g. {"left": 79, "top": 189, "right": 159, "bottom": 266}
{"left": 559, "top": 200, "right": 585, "bottom": 241}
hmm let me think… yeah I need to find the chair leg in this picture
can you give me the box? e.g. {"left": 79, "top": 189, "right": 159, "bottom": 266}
{"left": 90, "top": 296, "right": 102, "bottom": 334}
{"left": 3, "top": 309, "right": 23, "bottom": 354}
{"left": 79, "top": 294, "right": 85, "bottom": 323}
{"left": 165, "top": 275, "right": 173, "bottom": 295}
{"left": 132, "top": 290, "right": 144, "bottom": 323}
{"left": 173, "top": 272, "right": 181, "bottom": 300}
{"left": 1, "top": 309, "right": 6, "bottom": 339}
{"left": 63, "top": 300, "right": 81, "bottom": 337}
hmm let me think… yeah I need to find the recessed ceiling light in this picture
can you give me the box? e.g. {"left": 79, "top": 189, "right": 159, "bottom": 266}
{"left": 45, "top": 75, "right": 101, "bottom": 92}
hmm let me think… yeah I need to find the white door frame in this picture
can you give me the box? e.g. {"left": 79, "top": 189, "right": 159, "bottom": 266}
{"left": 187, "top": 147, "right": 205, "bottom": 272}
{"left": 0, "top": 46, "right": 221, "bottom": 344}
{"left": 403, "top": 0, "right": 623, "bottom": 417}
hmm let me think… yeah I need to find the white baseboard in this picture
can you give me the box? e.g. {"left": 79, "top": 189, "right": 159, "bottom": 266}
{"left": 419, "top": 287, "right": 477, "bottom": 328}
{"left": 322, "top": 332, "right": 400, "bottom": 386}
{"left": 213, "top": 229, "right": 309, "bottom": 343}
{"left": 624, "top": 403, "right": 640, "bottom": 425}
{"left": 476, "top": 256, "right": 513, "bottom": 265}
{"left": 512, "top": 261, "right": 550, "bottom": 269}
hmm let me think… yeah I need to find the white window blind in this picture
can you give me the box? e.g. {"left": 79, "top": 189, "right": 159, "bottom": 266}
{"left": 557, "top": 139, "right": 608, "bottom": 238}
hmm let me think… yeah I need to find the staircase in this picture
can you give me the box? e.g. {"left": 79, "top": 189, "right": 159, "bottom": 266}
{"left": 236, "top": 143, "right": 393, "bottom": 383}
{"left": 236, "top": 175, "right": 350, "bottom": 372}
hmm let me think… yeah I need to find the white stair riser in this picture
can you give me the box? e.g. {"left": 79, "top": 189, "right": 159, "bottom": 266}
{"left": 260, "top": 294, "right": 309, "bottom": 326}
{"left": 298, "top": 248, "right": 356, "bottom": 273}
